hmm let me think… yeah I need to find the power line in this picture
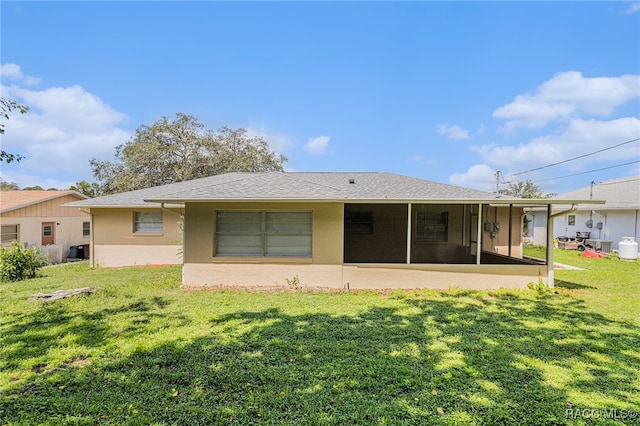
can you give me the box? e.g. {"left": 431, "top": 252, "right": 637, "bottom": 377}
{"left": 531, "top": 160, "right": 640, "bottom": 183}
{"left": 510, "top": 137, "right": 640, "bottom": 177}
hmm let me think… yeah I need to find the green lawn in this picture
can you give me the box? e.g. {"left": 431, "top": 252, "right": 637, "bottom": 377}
{"left": 1, "top": 252, "right": 639, "bottom": 425}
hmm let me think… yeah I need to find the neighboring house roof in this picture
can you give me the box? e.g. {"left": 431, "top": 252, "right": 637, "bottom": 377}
{"left": 552, "top": 176, "right": 640, "bottom": 211}
{"left": 64, "top": 172, "right": 599, "bottom": 208}
{"left": 1, "top": 190, "right": 87, "bottom": 214}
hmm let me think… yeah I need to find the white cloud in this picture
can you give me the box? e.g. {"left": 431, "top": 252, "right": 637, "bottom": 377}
{"left": 624, "top": 2, "right": 640, "bottom": 14}
{"left": 474, "top": 117, "right": 640, "bottom": 170}
{"left": 449, "top": 164, "right": 497, "bottom": 192}
{"left": 304, "top": 135, "right": 330, "bottom": 155}
{"left": 0, "top": 63, "right": 40, "bottom": 85}
{"left": 493, "top": 72, "right": 640, "bottom": 130}
{"left": 0, "top": 79, "right": 130, "bottom": 188}
{"left": 246, "top": 127, "right": 293, "bottom": 154}
{"left": 436, "top": 124, "right": 470, "bottom": 140}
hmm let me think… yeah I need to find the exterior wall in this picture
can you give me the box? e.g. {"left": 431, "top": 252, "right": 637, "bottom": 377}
{"left": 93, "top": 244, "right": 183, "bottom": 267}
{"left": 1, "top": 194, "right": 86, "bottom": 218}
{"left": 183, "top": 263, "right": 545, "bottom": 290}
{"left": 91, "top": 208, "right": 183, "bottom": 267}
{"left": 553, "top": 209, "right": 639, "bottom": 251}
{"left": 0, "top": 216, "right": 89, "bottom": 252}
{"left": 183, "top": 202, "right": 343, "bottom": 265}
{"left": 1, "top": 195, "right": 90, "bottom": 261}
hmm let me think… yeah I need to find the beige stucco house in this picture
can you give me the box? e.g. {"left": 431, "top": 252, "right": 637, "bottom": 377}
{"left": 1, "top": 190, "right": 89, "bottom": 262}
{"left": 65, "top": 172, "right": 599, "bottom": 289}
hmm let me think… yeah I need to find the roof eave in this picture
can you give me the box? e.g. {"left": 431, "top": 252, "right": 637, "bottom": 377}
{"left": 142, "top": 197, "right": 606, "bottom": 205}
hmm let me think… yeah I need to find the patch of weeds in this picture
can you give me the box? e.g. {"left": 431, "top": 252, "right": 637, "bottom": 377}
{"left": 527, "top": 278, "right": 551, "bottom": 294}
{"left": 285, "top": 275, "right": 300, "bottom": 287}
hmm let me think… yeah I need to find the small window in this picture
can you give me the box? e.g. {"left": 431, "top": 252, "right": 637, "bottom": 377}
{"left": 134, "top": 211, "right": 163, "bottom": 234}
{"left": 568, "top": 215, "right": 576, "bottom": 226}
{"left": 345, "top": 211, "right": 374, "bottom": 234}
{"left": 1, "top": 224, "right": 19, "bottom": 245}
{"left": 215, "top": 211, "right": 312, "bottom": 257}
{"left": 416, "top": 211, "right": 448, "bottom": 242}
{"left": 83, "top": 221, "right": 91, "bottom": 237}
{"left": 43, "top": 225, "right": 53, "bottom": 237}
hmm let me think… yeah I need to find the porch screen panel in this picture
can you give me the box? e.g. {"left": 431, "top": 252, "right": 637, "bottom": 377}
{"left": 215, "top": 211, "right": 263, "bottom": 255}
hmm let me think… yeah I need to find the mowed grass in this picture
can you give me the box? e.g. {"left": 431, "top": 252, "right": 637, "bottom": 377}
{"left": 1, "top": 253, "right": 639, "bottom": 425}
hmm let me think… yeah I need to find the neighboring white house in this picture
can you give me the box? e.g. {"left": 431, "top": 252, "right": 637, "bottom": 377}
{"left": 527, "top": 176, "right": 640, "bottom": 253}
{"left": 0, "top": 190, "right": 90, "bottom": 262}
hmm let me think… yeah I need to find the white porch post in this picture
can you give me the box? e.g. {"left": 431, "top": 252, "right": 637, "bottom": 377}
{"left": 546, "top": 203, "right": 555, "bottom": 288}
{"left": 476, "top": 204, "right": 483, "bottom": 265}
{"left": 406, "top": 203, "right": 412, "bottom": 264}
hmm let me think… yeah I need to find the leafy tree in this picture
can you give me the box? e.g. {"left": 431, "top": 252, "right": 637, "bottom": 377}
{"left": 499, "top": 180, "right": 554, "bottom": 238}
{"left": 22, "top": 185, "right": 44, "bottom": 191}
{"left": 70, "top": 180, "right": 103, "bottom": 198}
{"left": 1, "top": 98, "right": 29, "bottom": 163}
{"left": 498, "top": 180, "right": 555, "bottom": 199}
{"left": 0, "top": 181, "right": 19, "bottom": 190}
{"left": 90, "top": 113, "right": 287, "bottom": 194}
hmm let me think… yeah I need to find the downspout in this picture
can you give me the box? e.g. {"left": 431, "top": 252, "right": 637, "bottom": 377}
{"left": 159, "top": 203, "right": 184, "bottom": 217}
{"left": 546, "top": 203, "right": 578, "bottom": 288}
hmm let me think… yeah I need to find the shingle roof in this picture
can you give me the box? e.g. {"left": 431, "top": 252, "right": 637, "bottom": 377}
{"left": 1, "top": 190, "right": 87, "bottom": 214}
{"left": 65, "top": 172, "right": 595, "bottom": 208}
{"left": 553, "top": 176, "right": 640, "bottom": 210}
{"left": 65, "top": 172, "right": 512, "bottom": 208}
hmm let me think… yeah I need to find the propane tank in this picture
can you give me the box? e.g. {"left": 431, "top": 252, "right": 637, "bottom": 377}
{"left": 619, "top": 237, "right": 638, "bottom": 260}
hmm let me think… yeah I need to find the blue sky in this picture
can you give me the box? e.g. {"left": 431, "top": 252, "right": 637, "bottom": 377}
{"left": 1, "top": 1, "right": 639, "bottom": 195}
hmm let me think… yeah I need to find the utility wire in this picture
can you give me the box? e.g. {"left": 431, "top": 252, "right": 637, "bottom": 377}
{"left": 510, "top": 137, "right": 640, "bottom": 177}
{"left": 531, "top": 160, "right": 640, "bottom": 183}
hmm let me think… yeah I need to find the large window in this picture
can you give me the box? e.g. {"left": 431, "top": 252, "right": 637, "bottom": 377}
{"left": 134, "top": 211, "right": 163, "bottom": 234}
{"left": 415, "top": 211, "right": 448, "bottom": 242}
{"left": 1, "top": 225, "right": 19, "bottom": 245}
{"left": 215, "top": 211, "right": 312, "bottom": 257}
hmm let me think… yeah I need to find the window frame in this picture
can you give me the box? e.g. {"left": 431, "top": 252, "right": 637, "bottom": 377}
{"left": 133, "top": 211, "right": 164, "bottom": 234}
{"left": 344, "top": 211, "right": 374, "bottom": 235}
{"left": 1, "top": 224, "right": 19, "bottom": 245}
{"left": 83, "top": 221, "right": 91, "bottom": 237}
{"left": 215, "top": 210, "right": 312, "bottom": 257}
{"left": 415, "top": 211, "right": 449, "bottom": 243}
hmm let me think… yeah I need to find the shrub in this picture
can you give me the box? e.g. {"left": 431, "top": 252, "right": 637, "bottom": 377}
{"left": 0, "top": 241, "right": 49, "bottom": 282}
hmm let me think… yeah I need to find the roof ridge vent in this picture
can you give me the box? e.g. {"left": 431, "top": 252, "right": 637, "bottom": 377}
{"left": 349, "top": 179, "right": 355, "bottom": 184}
